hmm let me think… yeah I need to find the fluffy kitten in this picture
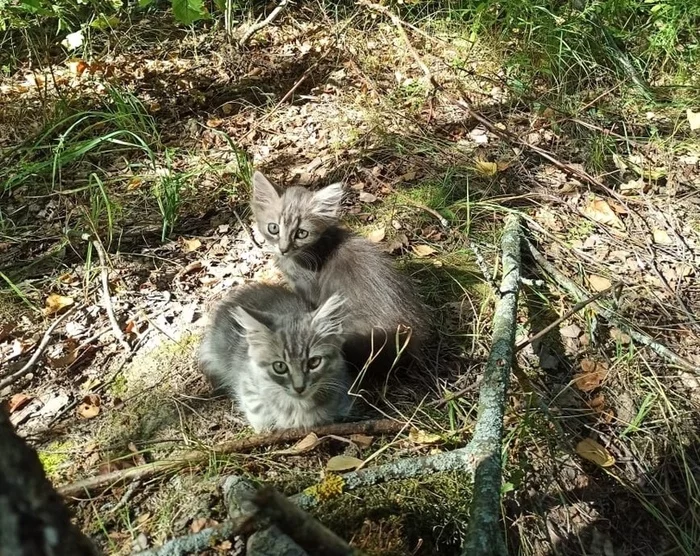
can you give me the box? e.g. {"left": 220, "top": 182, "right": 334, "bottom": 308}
{"left": 199, "top": 283, "right": 352, "bottom": 432}
{"left": 251, "top": 171, "right": 429, "bottom": 373}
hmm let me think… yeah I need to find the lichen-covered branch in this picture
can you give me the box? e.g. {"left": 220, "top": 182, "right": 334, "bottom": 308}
{"left": 0, "top": 407, "right": 100, "bottom": 555}
{"left": 462, "top": 214, "right": 522, "bottom": 556}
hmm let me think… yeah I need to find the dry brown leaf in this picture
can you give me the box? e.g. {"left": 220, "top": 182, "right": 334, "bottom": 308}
{"left": 687, "top": 109, "right": 700, "bottom": 131}
{"left": 43, "top": 293, "right": 75, "bottom": 316}
{"left": 291, "top": 432, "right": 321, "bottom": 454}
{"left": 582, "top": 197, "right": 625, "bottom": 230}
{"left": 652, "top": 229, "right": 673, "bottom": 245}
{"left": 182, "top": 238, "right": 202, "bottom": 252}
{"left": 48, "top": 350, "right": 78, "bottom": 369}
{"left": 349, "top": 434, "right": 374, "bottom": 448}
{"left": 77, "top": 394, "right": 101, "bottom": 419}
{"left": 190, "top": 517, "right": 208, "bottom": 534}
{"left": 359, "top": 191, "right": 378, "bottom": 203}
{"left": 206, "top": 118, "right": 223, "bottom": 128}
{"left": 368, "top": 227, "right": 386, "bottom": 243}
{"left": 574, "top": 359, "right": 608, "bottom": 392}
{"left": 576, "top": 438, "right": 615, "bottom": 467}
{"left": 0, "top": 322, "right": 14, "bottom": 342}
{"left": 408, "top": 429, "right": 442, "bottom": 445}
{"left": 474, "top": 158, "right": 498, "bottom": 177}
{"left": 610, "top": 328, "right": 631, "bottom": 344}
{"left": 326, "top": 455, "right": 363, "bottom": 472}
{"left": 412, "top": 244, "right": 436, "bottom": 258}
{"left": 588, "top": 275, "right": 612, "bottom": 292}
{"left": 9, "top": 393, "right": 33, "bottom": 414}
{"left": 560, "top": 324, "right": 582, "bottom": 339}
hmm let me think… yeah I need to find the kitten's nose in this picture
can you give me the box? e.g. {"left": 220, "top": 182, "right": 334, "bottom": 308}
{"left": 279, "top": 245, "right": 290, "bottom": 255}
{"left": 293, "top": 384, "right": 306, "bottom": 394}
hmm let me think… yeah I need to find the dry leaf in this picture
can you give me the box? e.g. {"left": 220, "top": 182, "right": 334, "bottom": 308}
{"left": 9, "top": 393, "right": 33, "bottom": 414}
{"left": 560, "top": 324, "right": 582, "bottom": 339}
{"left": 77, "top": 394, "right": 101, "bottom": 419}
{"left": 43, "top": 293, "right": 75, "bottom": 316}
{"left": 474, "top": 158, "right": 498, "bottom": 177}
{"left": 190, "top": 517, "right": 208, "bottom": 534}
{"left": 588, "top": 275, "right": 612, "bottom": 292}
{"left": 408, "top": 429, "right": 442, "bottom": 445}
{"left": 610, "top": 328, "right": 631, "bottom": 344}
{"left": 368, "top": 227, "right": 386, "bottom": 243}
{"left": 182, "top": 238, "right": 202, "bottom": 252}
{"left": 326, "top": 455, "right": 364, "bottom": 472}
{"left": 48, "top": 350, "right": 78, "bottom": 369}
{"left": 291, "top": 432, "right": 321, "bottom": 454}
{"left": 582, "top": 197, "right": 625, "bottom": 230}
{"left": 359, "top": 191, "right": 378, "bottom": 203}
{"left": 412, "top": 244, "right": 436, "bottom": 258}
{"left": 349, "top": 434, "right": 374, "bottom": 448}
{"left": 574, "top": 359, "right": 608, "bottom": 392}
{"left": 206, "top": 118, "right": 223, "bottom": 128}
{"left": 652, "top": 229, "right": 673, "bottom": 245}
{"left": 687, "top": 109, "right": 700, "bottom": 131}
{"left": 0, "top": 322, "right": 14, "bottom": 342}
{"left": 127, "top": 177, "right": 143, "bottom": 191}
{"left": 576, "top": 438, "right": 615, "bottom": 467}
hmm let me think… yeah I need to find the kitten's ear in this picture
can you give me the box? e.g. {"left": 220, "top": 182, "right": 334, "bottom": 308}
{"left": 312, "top": 294, "right": 345, "bottom": 337}
{"left": 312, "top": 182, "right": 344, "bottom": 219}
{"left": 252, "top": 171, "right": 281, "bottom": 207}
{"left": 232, "top": 306, "right": 270, "bottom": 338}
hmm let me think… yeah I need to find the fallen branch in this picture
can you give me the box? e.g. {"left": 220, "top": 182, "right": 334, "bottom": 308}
{"left": 90, "top": 237, "right": 129, "bottom": 351}
{"left": 359, "top": 0, "right": 439, "bottom": 90}
{"left": 0, "top": 305, "right": 79, "bottom": 390}
{"left": 239, "top": 0, "right": 289, "bottom": 47}
{"left": 527, "top": 240, "right": 700, "bottom": 374}
{"left": 515, "top": 281, "right": 623, "bottom": 352}
{"left": 462, "top": 214, "right": 521, "bottom": 556}
{"left": 253, "top": 487, "right": 359, "bottom": 555}
{"left": 59, "top": 419, "right": 405, "bottom": 498}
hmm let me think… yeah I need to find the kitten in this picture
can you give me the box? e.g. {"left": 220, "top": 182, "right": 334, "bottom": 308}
{"left": 199, "top": 283, "right": 352, "bottom": 432}
{"left": 251, "top": 171, "right": 430, "bottom": 374}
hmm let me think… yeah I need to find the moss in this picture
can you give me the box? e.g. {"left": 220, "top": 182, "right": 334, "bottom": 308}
{"left": 312, "top": 473, "right": 473, "bottom": 556}
{"left": 38, "top": 441, "right": 73, "bottom": 479}
{"left": 110, "top": 374, "right": 128, "bottom": 396}
{"left": 303, "top": 474, "right": 345, "bottom": 502}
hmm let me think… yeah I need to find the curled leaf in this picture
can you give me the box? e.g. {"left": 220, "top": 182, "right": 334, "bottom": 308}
{"left": 582, "top": 196, "right": 625, "bottom": 230}
{"left": 77, "top": 394, "right": 101, "bottom": 419}
{"left": 349, "top": 434, "right": 374, "bottom": 448}
{"left": 368, "top": 227, "right": 386, "bottom": 243}
{"left": 44, "top": 293, "right": 74, "bottom": 316}
{"left": 412, "top": 244, "right": 436, "bottom": 258}
{"left": 576, "top": 438, "right": 615, "bottom": 467}
{"left": 408, "top": 429, "right": 442, "bottom": 445}
{"left": 474, "top": 158, "right": 498, "bottom": 177}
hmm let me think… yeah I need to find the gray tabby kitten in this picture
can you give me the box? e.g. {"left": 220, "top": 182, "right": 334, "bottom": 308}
{"left": 199, "top": 283, "right": 352, "bottom": 432}
{"left": 251, "top": 171, "right": 429, "bottom": 372}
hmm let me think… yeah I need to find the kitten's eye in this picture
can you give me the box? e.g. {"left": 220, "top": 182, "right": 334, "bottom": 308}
{"left": 295, "top": 229, "right": 309, "bottom": 239}
{"left": 272, "top": 361, "right": 288, "bottom": 374}
{"left": 267, "top": 223, "right": 279, "bottom": 235}
{"left": 307, "top": 356, "right": 322, "bottom": 370}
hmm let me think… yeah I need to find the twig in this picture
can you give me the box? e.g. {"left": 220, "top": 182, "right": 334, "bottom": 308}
{"left": 462, "top": 214, "right": 521, "bottom": 556}
{"left": 233, "top": 210, "right": 263, "bottom": 249}
{"left": 358, "top": 0, "right": 439, "bottom": 90}
{"left": 107, "top": 479, "right": 141, "bottom": 515}
{"left": 90, "top": 237, "right": 129, "bottom": 351}
{"left": 515, "top": 282, "right": 623, "bottom": 352}
{"left": 253, "top": 487, "right": 359, "bottom": 555}
{"left": 58, "top": 419, "right": 405, "bottom": 498}
{"left": 0, "top": 306, "right": 79, "bottom": 391}
{"left": 527, "top": 240, "right": 700, "bottom": 375}
{"left": 239, "top": 0, "right": 289, "bottom": 47}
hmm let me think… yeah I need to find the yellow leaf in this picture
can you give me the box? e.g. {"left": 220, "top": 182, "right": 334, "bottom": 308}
{"left": 43, "top": 293, "right": 75, "bottom": 316}
{"left": 326, "top": 455, "right": 363, "bottom": 472}
{"left": 582, "top": 196, "right": 625, "bottom": 230}
{"left": 576, "top": 438, "right": 615, "bottom": 467}
{"left": 408, "top": 429, "right": 442, "bottom": 445}
{"left": 367, "top": 227, "right": 386, "bottom": 243}
{"left": 687, "top": 109, "right": 700, "bottom": 131}
{"left": 412, "top": 244, "right": 436, "bottom": 258}
{"left": 474, "top": 158, "right": 498, "bottom": 177}
{"left": 588, "top": 275, "right": 612, "bottom": 292}
{"left": 652, "top": 228, "right": 673, "bottom": 245}
{"left": 182, "top": 238, "right": 202, "bottom": 252}
{"left": 127, "top": 177, "right": 143, "bottom": 191}
{"left": 77, "top": 394, "right": 101, "bottom": 420}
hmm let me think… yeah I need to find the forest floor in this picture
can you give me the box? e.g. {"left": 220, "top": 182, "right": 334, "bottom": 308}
{"left": 1, "top": 3, "right": 700, "bottom": 555}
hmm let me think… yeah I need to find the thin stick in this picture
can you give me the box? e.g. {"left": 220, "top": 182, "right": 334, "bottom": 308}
{"left": 254, "top": 487, "right": 359, "bottom": 555}
{"left": 91, "top": 238, "right": 129, "bottom": 351}
{"left": 239, "top": 0, "right": 289, "bottom": 46}
{"left": 359, "top": 0, "right": 439, "bottom": 90}
{"left": 0, "top": 306, "right": 79, "bottom": 390}
{"left": 462, "top": 214, "right": 521, "bottom": 556}
{"left": 58, "top": 418, "right": 405, "bottom": 498}
{"left": 515, "top": 282, "right": 623, "bottom": 352}
{"left": 527, "top": 240, "right": 700, "bottom": 374}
